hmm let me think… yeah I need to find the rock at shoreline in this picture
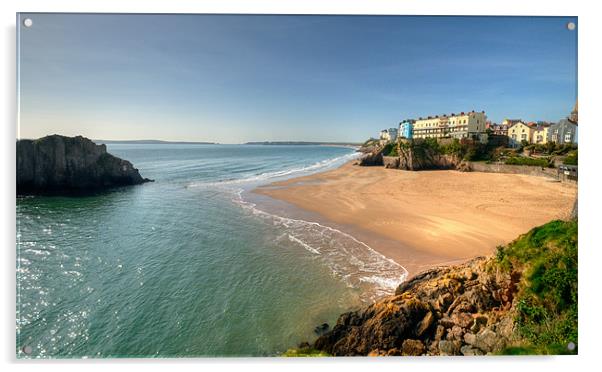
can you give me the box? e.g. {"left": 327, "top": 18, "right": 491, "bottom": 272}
{"left": 311, "top": 256, "right": 521, "bottom": 356}
{"left": 17, "top": 134, "right": 153, "bottom": 195}
{"left": 358, "top": 147, "right": 384, "bottom": 166}
{"left": 314, "top": 323, "right": 330, "bottom": 336}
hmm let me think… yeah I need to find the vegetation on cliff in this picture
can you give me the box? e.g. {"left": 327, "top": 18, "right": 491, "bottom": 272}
{"left": 495, "top": 219, "right": 577, "bottom": 355}
{"left": 382, "top": 142, "right": 399, "bottom": 157}
{"left": 287, "top": 219, "right": 577, "bottom": 356}
{"left": 399, "top": 138, "right": 491, "bottom": 162}
{"left": 524, "top": 142, "right": 577, "bottom": 156}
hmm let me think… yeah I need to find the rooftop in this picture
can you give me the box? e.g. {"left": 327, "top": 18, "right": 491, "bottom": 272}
{"left": 416, "top": 110, "right": 485, "bottom": 121}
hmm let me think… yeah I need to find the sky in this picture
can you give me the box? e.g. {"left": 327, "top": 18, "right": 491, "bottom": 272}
{"left": 18, "top": 14, "right": 578, "bottom": 143}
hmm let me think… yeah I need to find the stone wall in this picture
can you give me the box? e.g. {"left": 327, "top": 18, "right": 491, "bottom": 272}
{"left": 466, "top": 161, "right": 558, "bottom": 179}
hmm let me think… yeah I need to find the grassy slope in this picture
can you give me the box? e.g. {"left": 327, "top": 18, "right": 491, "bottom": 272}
{"left": 495, "top": 219, "right": 578, "bottom": 355}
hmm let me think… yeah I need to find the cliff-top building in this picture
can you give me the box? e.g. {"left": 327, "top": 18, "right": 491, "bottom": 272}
{"left": 379, "top": 127, "right": 398, "bottom": 144}
{"left": 491, "top": 124, "right": 510, "bottom": 136}
{"left": 532, "top": 123, "right": 551, "bottom": 144}
{"left": 507, "top": 121, "right": 534, "bottom": 147}
{"left": 549, "top": 119, "right": 577, "bottom": 144}
{"left": 549, "top": 99, "right": 578, "bottom": 145}
{"left": 412, "top": 110, "right": 488, "bottom": 143}
{"left": 398, "top": 120, "right": 414, "bottom": 139}
{"left": 502, "top": 118, "right": 523, "bottom": 127}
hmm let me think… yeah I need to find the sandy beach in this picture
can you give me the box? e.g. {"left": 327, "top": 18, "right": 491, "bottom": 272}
{"left": 253, "top": 162, "right": 577, "bottom": 277}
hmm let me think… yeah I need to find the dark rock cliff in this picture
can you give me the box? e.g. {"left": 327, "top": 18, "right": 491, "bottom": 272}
{"left": 357, "top": 144, "right": 385, "bottom": 166}
{"left": 17, "top": 135, "right": 152, "bottom": 195}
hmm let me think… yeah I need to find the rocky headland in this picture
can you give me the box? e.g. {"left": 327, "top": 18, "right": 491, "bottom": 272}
{"left": 291, "top": 219, "right": 578, "bottom": 356}
{"left": 17, "top": 135, "right": 153, "bottom": 195}
{"left": 358, "top": 138, "right": 468, "bottom": 171}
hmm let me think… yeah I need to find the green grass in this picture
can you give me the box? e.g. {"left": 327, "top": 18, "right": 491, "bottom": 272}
{"left": 282, "top": 348, "right": 331, "bottom": 357}
{"left": 504, "top": 156, "right": 550, "bottom": 167}
{"left": 498, "top": 346, "right": 539, "bottom": 355}
{"left": 496, "top": 219, "right": 578, "bottom": 355}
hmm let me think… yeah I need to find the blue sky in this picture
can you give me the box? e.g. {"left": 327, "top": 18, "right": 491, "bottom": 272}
{"left": 18, "top": 14, "right": 577, "bottom": 143}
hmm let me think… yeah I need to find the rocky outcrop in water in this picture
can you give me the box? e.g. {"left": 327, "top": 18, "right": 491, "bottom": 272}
{"left": 17, "top": 135, "right": 153, "bottom": 195}
{"left": 311, "top": 256, "right": 520, "bottom": 356}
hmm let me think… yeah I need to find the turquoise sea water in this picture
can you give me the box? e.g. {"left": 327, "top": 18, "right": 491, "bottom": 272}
{"left": 16, "top": 144, "right": 407, "bottom": 358}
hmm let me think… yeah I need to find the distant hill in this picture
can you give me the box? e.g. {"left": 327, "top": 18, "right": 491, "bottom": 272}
{"left": 245, "top": 141, "right": 361, "bottom": 147}
{"left": 94, "top": 139, "right": 217, "bottom": 145}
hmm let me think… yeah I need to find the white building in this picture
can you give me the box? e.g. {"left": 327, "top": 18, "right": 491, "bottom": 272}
{"left": 412, "top": 110, "right": 488, "bottom": 143}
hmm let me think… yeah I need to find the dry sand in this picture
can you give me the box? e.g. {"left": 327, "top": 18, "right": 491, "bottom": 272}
{"left": 253, "top": 162, "right": 577, "bottom": 277}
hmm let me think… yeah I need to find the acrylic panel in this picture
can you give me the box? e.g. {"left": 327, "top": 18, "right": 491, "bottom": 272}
{"left": 16, "top": 13, "right": 578, "bottom": 358}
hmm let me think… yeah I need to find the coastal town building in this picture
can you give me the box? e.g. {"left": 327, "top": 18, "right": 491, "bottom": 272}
{"left": 502, "top": 118, "right": 523, "bottom": 127}
{"left": 548, "top": 100, "right": 578, "bottom": 144}
{"left": 412, "top": 110, "right": 488, "bottom": 143}
{"left": 379, "top": 128, "right": 398, "bottom": 144}
{"left": 398, "top": 120, "right": 414, "bottom": 139}
{"left": 507, "top": 121, "right": 534, "bottom": 147}
{"left": 549, "top": 119, "right": 578, "bottom": 144}
{"left": 532, "top": 124, "right": 551, "bottom": 144}
{"left": 490, "top": 123, "right": 509, "bottom": 136}
{"left": 377, "top": 100, "right": 578, "bottom": 149}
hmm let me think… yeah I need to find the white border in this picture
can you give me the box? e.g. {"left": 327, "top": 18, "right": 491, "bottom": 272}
{"left": 2, "top": 1, "right": 600, "bottom": 372}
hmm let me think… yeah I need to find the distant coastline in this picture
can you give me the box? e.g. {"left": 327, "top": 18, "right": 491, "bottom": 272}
{"left": 245, "top": 141, "right": 361, "bottom": 148}
{"left": 94, "top": 139, "right": 217, "bottom": 145}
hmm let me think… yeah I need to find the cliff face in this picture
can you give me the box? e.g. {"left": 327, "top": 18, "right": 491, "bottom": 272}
{"left": 313, "top": 257, "right": 518, "bottom": 356}
{"left": 360, "top": 140, "right": 468, "bottom": 171}
{"left": 358, "top": 146, "right": 384, "bottom": 166}
{"left": 309, "top": 219, "right": 577, "bottom": 356}
{"left": 396, "top": 146, "right": 462, "bottom": 171}
{"left": 17, "top": 135, "right": 152, "bottom": 195}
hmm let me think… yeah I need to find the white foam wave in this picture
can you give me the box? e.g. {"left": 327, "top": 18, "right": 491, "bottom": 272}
{"left": 232, "top": 190, "right": 408, "bottom": 302}
{"left": 188, "top": 152, "right": 359, "bottom": 188}
{"left": 287, "top": 234, "right": 321, "bottom": 255}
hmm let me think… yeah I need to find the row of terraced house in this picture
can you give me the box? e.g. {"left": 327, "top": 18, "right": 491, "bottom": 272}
{"left": 379, "top": 102, "right": 578, "bottom": 148}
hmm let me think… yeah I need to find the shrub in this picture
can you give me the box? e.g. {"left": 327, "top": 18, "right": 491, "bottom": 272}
{"left": 382, "top": 142, "right": 398, "bottom": 157}
{"left": 504, "top": 156, "right": 550, "bottom": 167}
{"left": 552, "top": 143, "right": 578, "bottom": 156}
{"left": 564, "top": 150, "right": 578, "bottom": 165}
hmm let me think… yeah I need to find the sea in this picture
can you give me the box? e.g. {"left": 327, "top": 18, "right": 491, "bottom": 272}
{"left": 16, "top": 144, "right": 408, "bottom": 358}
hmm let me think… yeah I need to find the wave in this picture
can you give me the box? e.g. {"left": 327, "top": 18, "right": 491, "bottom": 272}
{"left": 232, "top": 190, "right": 408, "bottom": 302}
{"left": 188, "top": 151, "right": 359, "bottom": 188}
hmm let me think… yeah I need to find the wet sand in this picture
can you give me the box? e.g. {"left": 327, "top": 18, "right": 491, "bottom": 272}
{"left": 253, "top": 162, "right": 577, "bottom": 277}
